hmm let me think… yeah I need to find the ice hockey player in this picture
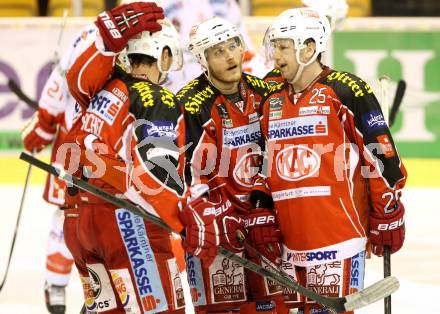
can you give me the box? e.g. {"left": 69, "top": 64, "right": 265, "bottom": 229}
{"left": 64, "top": 2, "right": 189, "bottom": 313}
{"left": 177, "top": 16, "right": 285, "bottom": 314}
{"left": 21, "top": 23, "right": 97, "bottom": 314}
{"left": 258, "top": 8, "right": 407, "bottom": 313}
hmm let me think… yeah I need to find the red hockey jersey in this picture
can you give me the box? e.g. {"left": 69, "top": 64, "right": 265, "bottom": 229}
{"left": 177, "top": 73, "right": 272, "bottom": 211}
{"left": 259, "top": 68, "right": 407, "bottom": 266}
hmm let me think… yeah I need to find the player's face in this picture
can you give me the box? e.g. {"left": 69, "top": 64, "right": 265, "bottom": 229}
{"left": 272, "top": 39, "right": 299, "bottom": 82}
{"left": 206, "top": 38, "right": 243, "bottom": 83}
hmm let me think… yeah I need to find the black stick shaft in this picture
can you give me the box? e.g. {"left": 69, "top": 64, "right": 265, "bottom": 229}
{"left": 7, "top": 79, "right": 38, "bottom": 109}
{"left": 384, "top": 245, "right": 392, "bottom": 314}
{"left": 389, "top": 80, "right": 406, "bottom": 127}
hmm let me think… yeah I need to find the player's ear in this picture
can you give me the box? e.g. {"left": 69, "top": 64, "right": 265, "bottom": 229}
{"left": 301, "top": 40, "right": 317, "bottom": 63}
{"left": 161, "top": 47, "right": 172, "bottom": 72}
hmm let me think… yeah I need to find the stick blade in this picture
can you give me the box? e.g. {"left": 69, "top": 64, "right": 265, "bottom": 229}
{"left": 344, "top": 276, "right": 399, "bottom": 311}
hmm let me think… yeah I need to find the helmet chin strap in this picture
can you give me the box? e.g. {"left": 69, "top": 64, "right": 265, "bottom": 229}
{"left": 289, "top": 48, "right": 318, "bottom": 85}
{"left": 157, "top": 72, "right": 168, "bottom": 85}
{"left": 203, "top": 66, "right": 214, "bottom": 87}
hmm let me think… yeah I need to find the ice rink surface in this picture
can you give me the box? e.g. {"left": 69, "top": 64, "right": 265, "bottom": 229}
{"left": 0, "top": 185, "right": 439, "bottom": 313}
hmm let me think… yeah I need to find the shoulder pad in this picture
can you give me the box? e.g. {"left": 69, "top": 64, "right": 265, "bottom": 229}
{"left": 128, "top": 80, "right": 176, "bottom": 110}
{"left": 263, "top": 68, "right": 281, "bottom": 79}
{"left": 258, "top": 81, "right": 285, "bottom": 111}
{"left": 322, "top": 70, "right": 374, "bottom": 100}
{"left": 263, "top": 69, "right": 283, "bottom": 85}
{"left": 176, "top": 76, "right": 218, "bottom": 115}
{"left": 267, "top": 82, "right": 284, "bottom": 95}
{"left": 114, "top": 64, "right": 128, "bottom": 79}
{"left": 243, "top": 73, "right": 271, "bottom": 96}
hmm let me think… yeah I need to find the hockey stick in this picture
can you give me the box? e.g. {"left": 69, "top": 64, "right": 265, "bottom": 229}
{"left": 383, "top": 246, "right": 392, "bottom": 314}
{"left": 52, "top": 9, "right": 69, "bottom": 68}
{"left": 379, "top": 75, "right": 392, "bottom": 314}
{"left": 7, "top": 79, "right": 38, "bottom": 109}
{"left": 19, "top": 152, "right": 400, "bottom": 312}
{"left": 389, "top": 80, "right": 406, "bottom": 128}
{"left": 379, "top": 76, "right": 390, "bottom": 123}
{"left": 0, "top": 160, "right": 32, "bottom": 292}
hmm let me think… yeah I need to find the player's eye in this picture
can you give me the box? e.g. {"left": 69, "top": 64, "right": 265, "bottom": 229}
{"left": 213, "top": 47, "right": 225, "bottom": 57}
{"left": 228, "top": 42, "right": 238, "bottom": 51}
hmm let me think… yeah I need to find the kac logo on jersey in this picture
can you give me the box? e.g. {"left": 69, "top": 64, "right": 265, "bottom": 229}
{"left": 268, "top": 116, "right": 328, "bottom": 140}
{"left": 362, "top": 110, "right": 387, "bottom": 132}
{"left": 223, "top": 122, "right": 261, "bottom": 148}
{"left": 142, "top": 120, "right": 176, "bottom": 140}
{"left": 89, "top": 90, "right": 123, "bottom": 125}
{"left": 233, "top": 151, "right": 261, "bottom": 187}
{"left": 276, "top": 146, "right": 321, "bottom": 181}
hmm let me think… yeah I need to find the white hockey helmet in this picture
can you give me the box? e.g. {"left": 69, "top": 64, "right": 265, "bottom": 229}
{"left": 302, "top": 0, "right": 348, "bottom": 30}
{"left": 188, "top": 16, "right": 244, "bottom": 69}
{"left": 125, "top": 19, "right": 183, "bottom": 73}
{"left": 265, "top": 8, "right": 331, "bottom": 66}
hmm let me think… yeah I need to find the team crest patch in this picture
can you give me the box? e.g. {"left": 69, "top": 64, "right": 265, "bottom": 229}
{"left": 269, "top": 96, "right": 284, "bottom": 110}
{"left": 222, "top": 119, "right": 233, "bottom": 128}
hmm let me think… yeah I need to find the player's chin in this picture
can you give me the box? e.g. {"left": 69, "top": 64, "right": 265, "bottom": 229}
{"left": 225, "top": 67, "right": 242, "bottom": 81}
{"left": 280, "top": 67, "right": 293, "bottom": 81}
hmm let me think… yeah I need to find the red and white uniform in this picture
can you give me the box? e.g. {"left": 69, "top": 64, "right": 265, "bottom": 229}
{"left": 178, "top": 73, "right": 283, "bottom": 312}
{"left": 259, "top": 68, "right": 407, "bottom": 309}
{"left": 66, "top": 34, "right": 187, "bottom": 312}
{"left": 180, "top": 73, "right": 271, "bottom": 210}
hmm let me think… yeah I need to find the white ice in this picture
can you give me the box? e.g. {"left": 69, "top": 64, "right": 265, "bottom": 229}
{"left": 0, "top": 185, "right": 439, "bottom": 313}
